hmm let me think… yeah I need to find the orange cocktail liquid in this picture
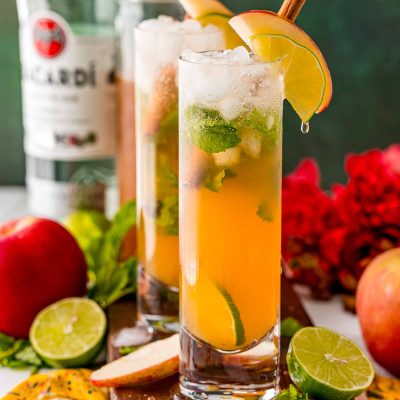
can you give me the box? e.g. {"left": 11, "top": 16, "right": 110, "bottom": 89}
{"left": 181, "top": 146, "right": 282, "bottom": 351}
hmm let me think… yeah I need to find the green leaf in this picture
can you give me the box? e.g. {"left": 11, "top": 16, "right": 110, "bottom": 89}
{"left": 204, "top": 170, "right": 226, "bottom": 193}
{"left": 90, "top": 201, "right": 137, "bottom": 308}
{"left": 234, "top": 108, "right": 270, "bottom": 134}
{"left": 0, "top": 332, "right": 16, "bottom": 352}
{"left": 234, "top": 108, "right": 279, "bottom": 150}
{"left": 185, "top": 105, "right": 240, "bottom": 153}
{"left": 0, "top": 338, "right": 44, "bottom": 371}
{"left": 157, "top": 195, "right": 179, "bottom": 235}
{"left": 257, "top": 202, "right": 273, "bottom": 222}
{"left": 63, "top": 210, "right": 110, "bottom": 271}
{"left": 119, "top": 346, "right": 139, "bottom": 356}
{"left": 275, "top": 385, "right": 309, "bottom": 400}
{"left": 14, "top": 344, "right": 43, "bottom": 367}
{"left": 158, "top": 161, "right": 178, "bottom": 188}
{"left": 281, "top": 317, "right": 304, "bottom": 337}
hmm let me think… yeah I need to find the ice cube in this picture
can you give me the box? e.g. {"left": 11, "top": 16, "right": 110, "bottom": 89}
{"left": 213, "top": 147, "right": 241, "bottom": 168}
{"left": 181, "top": 19, "right": 203, "bottom": 32}
{"left": 219, "top": 96, "right": 244, "bottom": 121}
{"left": 182, "top": 49, "right": 205, "bottom": 64}
{"left": 228, "top": 46, "right": 252, "bottom": 64}
{"left": 240, "top": 129, "right": 262, "bottom": 158}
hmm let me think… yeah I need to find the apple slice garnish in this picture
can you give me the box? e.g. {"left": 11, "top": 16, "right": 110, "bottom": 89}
{"left": 229, "top": 10, "right": 332, "bottom": 118}
{"left": 91, "top": 334, "right": 179, "bottom": 387}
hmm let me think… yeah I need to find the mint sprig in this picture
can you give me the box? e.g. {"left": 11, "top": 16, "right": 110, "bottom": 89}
{"left": 0, "top": 333, "right": 44, "bottom": 371}
{"left": 185, "top": 105, "right": 240, "bottom": 153}
{"left": 65, "top": 201, "right": 137, "bottom": 308}
{"left": 276, "top": 385, "right": 309, "bottom": 400}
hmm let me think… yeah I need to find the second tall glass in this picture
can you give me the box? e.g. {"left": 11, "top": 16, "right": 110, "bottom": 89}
{"left": 135, "top": 18, "right": 223, "bottom": 332}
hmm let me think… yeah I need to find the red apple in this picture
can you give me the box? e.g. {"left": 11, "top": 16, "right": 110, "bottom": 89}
{"left": 0, "top": 217, "right": 87, "bottom": 338}
{"left": 356, "top": 247, "right": 400, "bottom": 376}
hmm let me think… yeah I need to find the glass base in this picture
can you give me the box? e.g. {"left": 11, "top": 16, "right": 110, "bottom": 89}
{"left": 137, "top": 265, "right": 179, "bottom": 333}
{"left": 178, "top": 381, "right": 278, "bottom": 400}
{"left": 179, "top": 327, "right": 279, "bottom": 399}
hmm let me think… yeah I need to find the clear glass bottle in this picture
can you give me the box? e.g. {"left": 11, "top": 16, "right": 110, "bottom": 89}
{"left": 16, "top": 0, "right": 119, "bottom": 218}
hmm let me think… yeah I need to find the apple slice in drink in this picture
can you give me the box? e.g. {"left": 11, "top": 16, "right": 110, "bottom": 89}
{"left": 143, "top": 64, "right": 178, "bottom": 136}
{"left": 91, "top": 334, "right": 179, "bottom": 387}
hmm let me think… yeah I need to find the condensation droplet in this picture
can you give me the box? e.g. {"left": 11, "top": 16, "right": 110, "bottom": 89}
{"left": 301, "top": 121, "right": 310, "bottom": 134}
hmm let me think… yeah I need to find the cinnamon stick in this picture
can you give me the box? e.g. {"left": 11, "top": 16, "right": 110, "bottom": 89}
{"left": 278, "top": 0, "right": 306, "bottom": 22}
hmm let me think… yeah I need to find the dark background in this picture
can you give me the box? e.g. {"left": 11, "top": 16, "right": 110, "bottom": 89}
{"left": 0, "top": 0, "right": 399, "bottom": 186}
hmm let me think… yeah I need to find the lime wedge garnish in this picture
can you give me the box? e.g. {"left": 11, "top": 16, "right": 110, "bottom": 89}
{"left": 287, "top": 327, "right": 374, "bottom": 400}
{"left": 30, "top": 298, "right": 106, "bottom": 368}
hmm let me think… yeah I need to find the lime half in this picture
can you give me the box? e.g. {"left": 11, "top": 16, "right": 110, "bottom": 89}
{"left": 287, "top": 327, "right": 374, "bottom": 400}
{"left": 30, "top": 298, "right": 106, "bottom": 368}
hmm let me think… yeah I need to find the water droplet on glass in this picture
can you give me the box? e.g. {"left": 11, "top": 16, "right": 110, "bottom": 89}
{"left": 301, "top": 121, "right": 310, "bottom": 134}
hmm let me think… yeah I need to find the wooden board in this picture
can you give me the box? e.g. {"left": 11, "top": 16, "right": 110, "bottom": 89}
{"left": 107, "top": 277, "right": 312, "bottom": 400}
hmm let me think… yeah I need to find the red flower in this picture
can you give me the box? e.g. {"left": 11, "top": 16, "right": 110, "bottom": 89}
{"left": 282, "top": 159, "right": 336, "bottom": 298}
{"left": 282, "top": 145, "right": 400, "bottom": 298}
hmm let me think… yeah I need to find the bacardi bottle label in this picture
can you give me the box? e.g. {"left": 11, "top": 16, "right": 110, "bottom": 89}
{"left": 20, "top": 11, "right": 117, "bottom": 161}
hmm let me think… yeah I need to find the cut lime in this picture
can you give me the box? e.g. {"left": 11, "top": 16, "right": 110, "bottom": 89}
{"left": 229, "top": 10, "right": 332, "bottom": 121}
{"left": 30, "top": 297, "right": 106, "bottom": 368}
{"left": 287, "top": 327, "right": 374, "bottom": 400}
{"left": 251, "top": 34, "right": 325, "bottom": 123}
{"left": 183, "top": 279, "right": 245, "bottom": 351}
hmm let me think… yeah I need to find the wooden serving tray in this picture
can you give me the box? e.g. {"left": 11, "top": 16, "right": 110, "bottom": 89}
{"left": 107, "top": 277, "right": 312, "bottom": 400}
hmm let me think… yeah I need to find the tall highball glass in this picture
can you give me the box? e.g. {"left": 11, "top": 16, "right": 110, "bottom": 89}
{"left": 179, "top": 49, "right": 283, "bottom": 399}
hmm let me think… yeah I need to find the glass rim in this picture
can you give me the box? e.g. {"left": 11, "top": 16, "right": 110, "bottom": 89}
{"left": 135, "top": 23, "right": 224, "bottom": 37}
{"left": 179, "top": 50, "right": 285, "bottom": 67}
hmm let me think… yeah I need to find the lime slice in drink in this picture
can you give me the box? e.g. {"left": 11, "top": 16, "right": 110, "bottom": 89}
{"left": 183, "top": 279, "right": 245, "bottom": 351}
{"left": 30, "top": 297, "right": 106, "bottom": 368}
{"left": 287, "top": 327, "right": 374, "bottom": 400}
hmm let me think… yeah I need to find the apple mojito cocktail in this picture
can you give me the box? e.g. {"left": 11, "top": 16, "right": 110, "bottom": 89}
{"left": 135, "top": 16, "right": 223, "bottom": 331}
{"left": 178, "top": 2, "right": 332, "bottom": 396}
{"left": 179, "top": 47, "right": 283, "bottom": 397}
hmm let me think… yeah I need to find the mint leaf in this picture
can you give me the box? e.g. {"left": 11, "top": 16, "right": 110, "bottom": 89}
{"left": 64, "top": 210, "right": 110, "bottom": 271}
{"left": 204, "top": 170, "right": 226, "bottom": 193}
{"left": 158, "top": 161, "right": 178, "bottom": 188}
{"left": 275, "top": 385, "right": 309, "bottom": 400}
{"left": 257, "top": 202, "right": 273, "bottom": 222}
{"left": 234, "top": 108, "right": 270, "bottom": 134}
{"left": 0, "top": 333, "right": 16, "bottom": 353}
{"left": 157, "top": 106, "right": 179, "bottom": 144}
{"left": 281, "top": 317, "right": 304, "bottom": 337}
{"left": 119, "top": 346, "right": 139, "bottom": 356}
{"left": 90, "top": 200, "right": 137, "bottom": 308}
{"left": 14, "top": 344, "right": 43, "bottom": 367}
{"left": 157, "top": 195, "right": 179, "bottom": 235}
{"left": 0, "top": 337, "right": 44, "bottom": 371}
{"left": 186, "top": 105, "right": 240, "bottom": 153}
{"left": 234, "top": 108, "right": 279, "bottom": 149}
